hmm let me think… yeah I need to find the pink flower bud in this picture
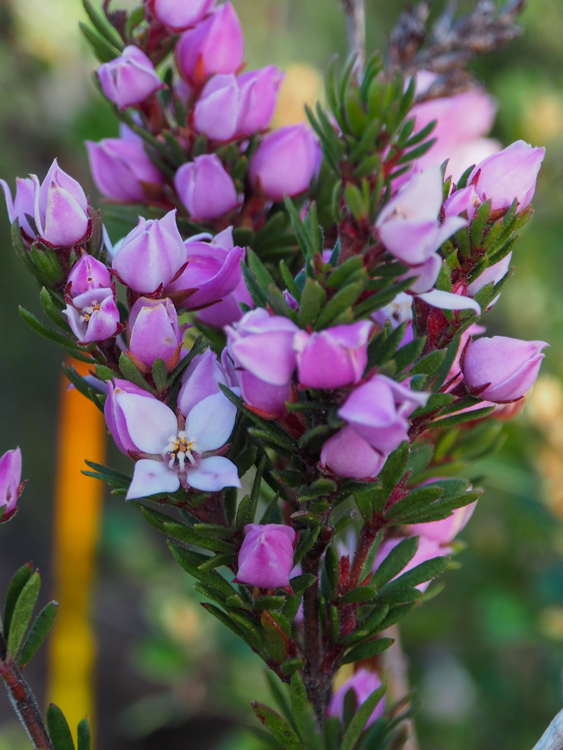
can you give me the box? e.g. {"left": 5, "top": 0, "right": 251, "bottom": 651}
{"left": 409, "top": 496, "right": 477, "bottom": 545}
{"left": 466, "top": 252, "right": 512, "bottom": 299}
{"left": 239, "top": 371, "right": 291, "bottom": 416}
{"left": 175, "top": 3, "right": 244, "bottom": 86}
{"left": 294, "top": 320, "right": 372, "bottom": 389}
{"left": 112, "top": 210, "right": 187, "bottom": 294}
{"left": 178, "top": 348, "right": 238, "bottom": 415}
{"left": 226, "top": 308, "right": 299, "bottom": 386}
{"left": 193, "top": 74, "right": 241, "bottom": 141}
{"left": 128, "top": 297, "right": 183, "bottom": 370}
{"left": 67, "top": 255, "right": 111, "bottom": 297}
{"left": 237, "top": 65, "right": 284, "bottom": 135}
{"left": 461, "top": 335, "right": 548, "bottom": 403}
{"left": 148, "top": 0, "right": 216, "bottom": 32}
{"left": 249, "top": 124, "right": 319, "bottom": 201}
{"left": 86, "top": 137, "right": 164, "bottom": 202}
{"left": 0, "top": 448, "right": 25, "bottom": 523}
{"left": 469, "top": 140, "right": 545, "bottom": 212}
{"left": 65, "top": 288, "right": 121, "bottom": 344}
{"left": 443, "top": 185, "right": 480, "bottom": 221}
{"left": 174, "top": 154, "right": 239, "bottom": 220}
{"left": 320, "top": 426, "right": 387, "bottom": 480}
{"left": 104, "top": 379, "right": 158, "bottom": 456}
{"left": 328, "top": 668, "right": 385, "bottom": 728}
{"left": 98, "top": 46, "right": 163, "bottom": 109}
{"left": 35, "top": 160, "right": 90, "bottom": 247}
{"left": 374, "top": 536, "right": 450, "bottom": 592}
{"left": 237, "top": 523, "right": 296, "bottom": 588}
{"left": 0, "top": 176, "right": 37, "bottom": 239}
{"left": 197, "top": 275, "right": 253, "bottom": 327}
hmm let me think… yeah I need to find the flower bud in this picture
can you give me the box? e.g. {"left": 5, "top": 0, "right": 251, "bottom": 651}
{"left": 0, "top": 176, "right": 37, "bottom": 239}
{"left": 175, "top": 3, "right": 244, "bottom": 86}
{"left": 328, "top": 668, "right": 385, "bottom": 728}
{"left": 0, "top": 448, "right": 25, "bottom": 523}
{"left": 67, "top": 255, "right": 112, "bottom": 297}
{"left": 461, "top": 335, "right": 548, "bottom": 403}
{"left": 148, "top": 0, "right": 216, "bottom": 31}
{"left": 128, "top": 297, "right": 183, "bottom": 370}
{"left": 86, "top": 137, "right": 164, "bottom": 202}
{"left": 65, "top": 288, "right": 121, "bottom": 344}
{"left": 320, "top": 426, "right": 387, "bottom": 480}
{"left": 112, "top": 210, "right": 187, "bottom": 294}
{"left": 237, "top": 65, "right": 284, "bottom": 135}
{"left": 174, "top": 154, "right": 239, "bottom": 220}
{"left": 178, "top": 348, "right": 238, "bottom": 414}
{"left": 197, "top": 276, "right": 253, "bottom": 327}
{"left": 249, "top": 124, "right": 319, "bottom": 200}
{"left": 98, "top": 46, "right": 163, "bottom": 109}
{"left": 374, "top": 536, "right": 450, "bottom": 592}
{"left": 466, "top": 253, "right": 512, "bottom": 299}
{"left": 239, "top": 371, "right": 291, "bottom": 416}
{"left": 469, "top": 140, "right": 545, "bottom": 212}
{"left": 237, "top": 523, "right": 296, "bottom": 588}
{"left": 226, "top": 308, "right": 299, "bottom": 386}
{"left": 409, "top": 495, "right": 477, "bottom": 545}
{"left": 193, "top": 74, "right": 240, "bottom": 141}
{"left": 104, "top": 379, "right": 158, "bottom": 456}
{"left": 294, "top": 320, "right": 372, "bottom": 389}
{"left": 443, "top": 185, "right": 480, "bottom": 221}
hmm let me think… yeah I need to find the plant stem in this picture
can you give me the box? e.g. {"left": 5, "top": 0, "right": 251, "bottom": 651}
{"left": 349, "top": 520, "right": 381, "bottom": 589}
{"left": 0, "top": 660, "right": 53, "bottom": 750}
{"left": 342, "top": 0, "right": 366, "bottom": 75}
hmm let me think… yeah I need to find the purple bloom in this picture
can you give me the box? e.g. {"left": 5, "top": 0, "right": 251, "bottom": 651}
{"left": 112, "top": 210, "right": 187, "bottom": 294}
{"left": 193, "top": 74, "right": 242, "bottom": 141}
{"left": 238, "top": 371, "right": 292, "bottom": 416}
{"left": 0, "top": 176, "right": 36, "bottom": 239}
{"left": 237, "top": 65, "right": 284, "bottom": 136}
{"left": 114, "top": 390, "right": 240, "bottom": 499}
{"left": 86, "top": 137, "right": 164, "bottom": 203}
{"left": 461, "top": 335, "right": 548, "bottom": 403}
{"left": 0, "top": 448, "right": 25, "bottom": 523}
{"left": 249, "top": 124, "right": 319, "bottom": 201}
{"left": 67, "top": 255, "right": 112, "bottom": 297}
{"left": 374, "top": 536, "right": 451, "bottom": 592}
{"left": 64, "top": 288, "right": 121, "bottom": 344}
{"left": 328, "top": 668, "right": 385, "bottom": 728}
{"left": 98, "top": 46, "right": 163, "bottom": 109}
{"left": 177, "top": 348, "right": 238, "bottom": 415}
{"left": 175, "top": 3, "right": 244, "bottom": 86}
{"left": 294, "top": 320, "right": 373, "bottom": 389}
{"left": 105, "top": 379, "right": 159, "bottom": 456}
{"left": 226, "top": 308, "right": 299, "bottom": 386}
{"left": 320, "top": 426, "right": 387, "bottom": 480}
{"left": 197, "top": 275, "right": 253, "bottom": 327}
{"left": 469, "top": 140, "right": 545, "bottom": 212}
{"left": 174, "top": 154, "right": 239, "bottom": 220}
{"left": 237, "top": 523, "right": 296, "bottom": 588}
{"left": 128, "top": 297, "right": 184, "bottom": 370}
{"left": 148, "top": 0, "right": 216, "bottom": 31}
{"left": 443, "top": 185, "right": 480, "bottom": 221}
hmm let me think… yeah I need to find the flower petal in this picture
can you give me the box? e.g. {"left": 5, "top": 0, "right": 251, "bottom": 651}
{"left": 118, "top": 393, "right": 178, "bottom": 453}
{"left": 126, "top": 458, "right": 180, "bottom": 500}
{"left": 187, "top": 456, "right": 241, "bottom": 491}
{"left": 185, "top": 392, "right": 237, "bottom": 451}
{"left": 417, "top": 289, "right": 481, "bottom": 314}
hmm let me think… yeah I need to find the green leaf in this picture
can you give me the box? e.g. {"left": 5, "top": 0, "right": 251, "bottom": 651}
{"left": 47, "top": 704, "right": 75, "bottom": 750}
{"left": 389, "top": 556, "right": 449, "bottom": 590}
{"left": 192, "top": 523, "right": 235, "bottom": 539}
{"left": 384, "top": 486, "right": 444, "bottom": 521}
{"left": 367, "top": 322, "right": 408, "bottom": 370}
{"left": 168, "top": 542, "right": 238, "bottom": 599}
{"left": 379, "top": 442, "right": 409, "bottom": 494}
{"left": 299, "top": 279, "right": 326, "bottom": 327}
{"left": 290, "top": 672, "right": 322, "bottom": 750}
{"left": 339, "top": 585, "right": 377, "bottom": 605}
{"left": 19, "top": 307, "right": 91, "bottom": 354}
{"left": 394, "top": 337, "right": 426, "bottom": 373}
{"left": 82, "top": 0, "right": 124, "bottom": 49}
{"left": 39, "top": 288, "right": 71, "bottom": 332}
{"left": 262, "top": 612, "right": 289, "bottom": 663}
{"left": 119, "top": 352, "right": 156, "bottom": 394}
{"left": 341, "top": 638, "right": 394, "bottom": 665}
{"left": 11, "top": 221, "right": 37, "bottom": 276}
{"left": 372, "top": 537, "right": 418, "bottom": 587}
{"left": 251, "top": 702, "right": 303, "bottom": 750}
{"left": 410, "top": 349, "right": 447, "bottom": 377}
{"left": 375, "top": 603, "right": 416, "bottom": 632}
{"left": 62, "top": 365, "right": 104, "bottom": 413}
{"left": 18, "top": 601, "right": 58, "bottom": 667}
{"left": 3, "top": 564, "right": 34, "bottom": 641}
{"left": 284, "top": 197, "right": 313, "bottom": 259}
{"left": 341, "top": 684, "right": 386, "bottom": 750}
{"left": 293, "top": 528, "right": 321, "bottom": 566}
{"left": 316, "top": 282, "right": 364, "bottom": 329}
{"left": 470, "top": 199, "right": 492, "bottom": 248}
{"left": 164, "top": 521, "right": 235, "bottom": 553}
{"left": 430, "top": 406, "right": 495, "bottom": 429}
{"left": 7, "top": 572, "right": 41, "bottom": 658}
{"left": 79, "top": 21, "right": 120, "bottom": 62}
{"left": 353, "top": 278, "right": 413, "bottom": 317}
{"left": 77, "top": 718, "right": 91, "bottom": 750}
{"left": 152, "top": 358, "right": 168, "bottom": 393}
{"left": 200, "top": 603, "right": 248, "bottom": 642}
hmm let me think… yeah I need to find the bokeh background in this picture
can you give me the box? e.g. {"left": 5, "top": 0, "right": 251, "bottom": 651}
{"left": 1, "top": 0, "right": 563, "bottom": 748}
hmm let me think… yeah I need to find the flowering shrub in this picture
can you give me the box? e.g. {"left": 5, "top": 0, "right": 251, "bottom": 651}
{"left": 0, "top": 0, "right": 554, "bottom": 748}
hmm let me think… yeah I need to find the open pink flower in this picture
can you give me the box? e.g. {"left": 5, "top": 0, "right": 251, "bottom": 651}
{"left": 64, "top": 288, "right": 121, "bottom": 344}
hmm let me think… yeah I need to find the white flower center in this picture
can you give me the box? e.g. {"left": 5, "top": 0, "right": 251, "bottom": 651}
{"left": 80, "top": 300, "right": 101, "bottom": 323}
{"left": 163, "top": 430, "right": 200, "bottom": 472}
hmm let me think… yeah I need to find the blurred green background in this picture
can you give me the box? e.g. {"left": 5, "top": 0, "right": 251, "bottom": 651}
{"left": 2, "top": 0, "right": 563, "bottom": 749}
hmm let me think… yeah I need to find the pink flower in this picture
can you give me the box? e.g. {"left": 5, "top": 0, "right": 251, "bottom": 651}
{"left": 462, "top": 335, "right": 548, "bottom": 403}
{"left": 294, "top": 321, "right": 373, "bottom": 389}
{"left": 320, "top": 426, "right": 387, "bottom": 480}
{"left": 238, "top": 371, "right": 291, "bottom": 416}
{"left": 148, "top": 0, "right": 216, "bottom": 31}
{"left": 105, "top": 379, "right": 159, "bottom": 456}
{"left": 128, "top": 297, "right": 184, "bottom": 370}
{"left": 98, "top": 46, "right": 163, "bottom": 109}
{"left": 409, "top": 495, "right": 477, "bottom": 545}
{"left": 175, "top": 3, "right": 244, "bottom": 86}
{"left": 67, "top": 255, "right": 112, "bottom": 297}
{"left": 0, "top": 448, "right": 25, "bottom": 523}
{"left": 374, "top": 536, "right": 451, "bottom": 592}
{"left": 174, "top": 154, "right": 239, "bottom": 220}
{"left": 328, "top": 668, "right": 385, "bottom": 728}
{"left": 237, "top": 65, "right": 284, "bottom": 135}
{"left": 177, "top": 348, "right": 238, "bottom": 415}
{"left": 112, "top": 210, "right": 187, "bottom": 294}
{"left": 466, "top": 253, "right": 512, "bottom": 301}
{"left": 64, "top": 288, "right": 121, "bottom": 344}
{"left": 237, "top": 523, "right": 296, "bottom": 588}
{"left": 0, "top": 176, "right": 36, "bottom": 239}
{"left": 443, "top": 185, "right": 480, "bottom": 222}
{"left": 86, "top": 137, "right": 164, "bottom": 203}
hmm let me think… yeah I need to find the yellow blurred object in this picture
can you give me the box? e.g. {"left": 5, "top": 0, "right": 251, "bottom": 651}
{"left": 47, "top": 362, "right": 106, "bottom": 738}
{"left": 522, "top": 94, "right": 563, "bottom": 143}
{"left": 538, "top": 606, "right": 563, "bottom": 641}
{"left": 528, "top": 376, "right": 563, "bottom": 517}
{"left": 272, "top": 64, "right": 324, "bottom": 128}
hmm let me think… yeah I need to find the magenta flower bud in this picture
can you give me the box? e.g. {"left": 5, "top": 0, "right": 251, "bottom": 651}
{"left": 86, "top": 137, "right": 164, "bottom": 203}
{"left": 443, "top": 185, "right": 480, "bottom": 221}
{"left": 469, "top": 140, "right": 545, "bottom": 212}
{"left": 0, "top": 448, "right": 25, "bottom": 523}
{"left": 462, "top": 335, "right": 548, "bottom": 403}
{"left": 148, "top": 0, "right": 216, "bottom": 31}
{"left": 166, "top": 236, "right": 245, "bottom": 308}
{"left": 338, "top": 375, "right": 428, "bottom": 454}
{"left": 328, "top": 668, "right": 385, "bottom": 728}
{"left": 249, "top": 124, "right": 319, "bottom": 201}
{"left": 0, "top": 176, "right": 37, "bottom": 239}
{"left": 178, "top": 348, "right": 237, "bottom": 415}
{"left": 237, "top": 65, "right": 284, "bottom": 135}
{"left": 374, "top": 536, "right": 450, "bottom": 592}
{"left": 320, "top": 426, "right": 387, "bottom": 480}
{"left": 226, "top": 308, "right": 299, "bottom": 386}
{"left": 466, "top": 252, "right": 512, "bottom": 299}
{"left": 128, "top": 297, "right": 183, "bottom": 370}
{"left": 175, "top": 154, "right": 239, "bottom": 220}
{"left": 65, "top": 288, "right": 121, "bottom": 344}
{"left": 112, "top": 210, "right": 187, "bottom": 294}
{"left": 35, "top": 160, "right": 90, "bottom": 247}
{"left": 409, "top": 492, "right": 477, "bottom": 545}
{"left": 98, "top": 46, "right": 163, "bottom": 109}
{"left": 294, "top": 321, "right": 372, "bottom": 390}
{"left": 175, "top": 3, "right": 244, "bottom": 86}
{"left": 238, "top": 371, "right": 291, "bottom": 416}
{"left": 67, "top": 255, "right": 111, "bottom": 297}
{"left": 105, "top": 379, "right": 159, "bottom": 456}
{"left": 197, "top": 276, "right": 254, "bottom": 327}
{"left": 237, "top": 523, "right": 296, "bottom": 588}
{"left": 193, "top": 74, "right": 241, "bottom": 141}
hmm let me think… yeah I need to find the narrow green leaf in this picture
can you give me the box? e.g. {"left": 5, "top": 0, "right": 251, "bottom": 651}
{"left": 77, "top": 718, "right": 91, "bottom": 750}
{"left": 394, "top": 336, "right": 426, "bottom": 373}
{"left": 298, "top": 279, "right": 326, "bottom": 327}
{"left": 341, "top": 638, "right": 393, "bottom": 665}
{"left": 82, "top": 0, "right": 124, "bottom": 49}
{"left": 47, "top": 704, "right": 75, "bottom": 750}
{"left": 7, "top": 572, "right": 41, "bottom": 658}
{"left": 379, "top": 442, "right": 409, "bottom": 493}
{"left": 316, "top": 282, "right": 363, "bottom": 329}
{"left": 430, "top": 406, "right": 495, "bottom": 429}
{"left": 19, "top": 307, "right": 90, "bottom": 353}
{"left": 152, "top": 358, "right": 168, "bottom": 393}
{"left": 290, "top": 672, "right": 322, "bottom": 750}
{"left": 389, "top": 556, "right": 449, "bottom": 590}
{"left": 3, "top": 563, "right": 33, "bottom": 640}
{"left": 251, "top": 702, "right": 303, "bottom": 750}
{"left": 372, "top": 537, "right": 418, "bottom": 587}
{"left": 119, "top": 352, "right": 157, "bottom": 394}
{"left": 18, "top": 601, "right": 58, "bottom": 667}
{"left": 79, "top": 22, "right": 119, "bottom": 62}
{"left": 341, "top": 684, "right": 386, "bottom": 750}
{"left": 40, "top": 288, "right": 71, "bottom": 332}
{"left": 339, "top": 585, "right": 377, "bottom": 605}
{"left": 384, "top": 486, "right": 444, "bottom": 521}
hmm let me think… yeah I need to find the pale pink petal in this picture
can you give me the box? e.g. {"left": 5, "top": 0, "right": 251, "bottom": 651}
{"left": 118, "top": 393, "right": 178, "bottom": 453}
{"left": 417, "top": 289, "right": 481, "bottom": 314}
{"left": 185, "top": 392, "right": 237, "bottom": 451}
{"left": 126, "top": 458, "right": 180, "bottom": 500}
{"left": 186, "top": 455, "right": 241, "bottom": 491}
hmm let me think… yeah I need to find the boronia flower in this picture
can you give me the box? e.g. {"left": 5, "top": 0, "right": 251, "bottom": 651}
{"left": 114, "top": 391, "right": 241, "bottom": 499}
{"left": 0, "top": 448, "right": 26, "bottom": 523}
